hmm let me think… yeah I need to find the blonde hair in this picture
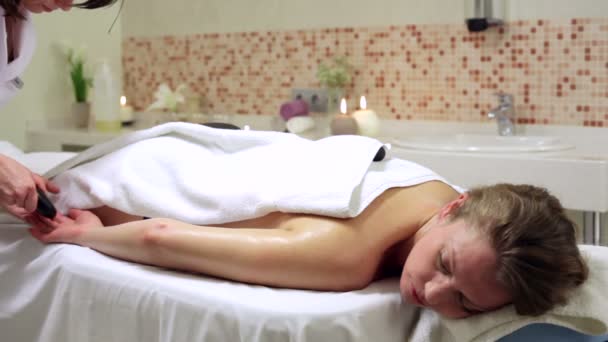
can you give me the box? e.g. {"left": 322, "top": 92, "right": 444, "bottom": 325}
{"left": 450, "top": 184, "right": 588, "bottom": 316}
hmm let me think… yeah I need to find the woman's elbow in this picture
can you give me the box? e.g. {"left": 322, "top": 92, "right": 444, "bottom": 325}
{"left": 328, "top": 251, "right": 377, "bottom": 291}
{"left": 140, "top": 218, "right": 174, "bottom": 245}
{"left": 329, "top": 274, "right": 373, "bottom": 291}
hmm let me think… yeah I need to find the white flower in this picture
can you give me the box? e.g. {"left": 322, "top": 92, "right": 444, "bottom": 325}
{"left": 147, "top": 83, "right": 187, "bottom": 112}
{"left": 71, "top": 45, "right": 87, "bottom": 66}
{"left": 56, "top": 40, "right": 88, "bottom": 67}
{"left": 57, "top": 40, "right": 73, "bottom": 57}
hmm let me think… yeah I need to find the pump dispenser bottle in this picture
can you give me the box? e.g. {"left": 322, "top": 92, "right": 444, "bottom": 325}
{"left": 464, "top": 0, "right": 505, "bottom": 32}
{"left": 92, "top": 60, "right": 121, "bottom": 132}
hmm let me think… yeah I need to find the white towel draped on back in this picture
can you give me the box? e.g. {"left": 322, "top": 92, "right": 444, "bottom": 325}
{"left": 47, "top": 122, "right": 450, "bottom": 225}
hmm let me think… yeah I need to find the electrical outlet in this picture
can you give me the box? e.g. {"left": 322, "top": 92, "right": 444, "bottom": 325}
{"left": 292, "top": 88, "right": 328, "bottom": 113}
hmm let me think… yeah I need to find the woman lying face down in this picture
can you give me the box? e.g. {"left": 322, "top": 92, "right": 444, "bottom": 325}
{"left": 28, "top": 182, "right": 588, "bottom": 319}
{"left": 400, "top": 184, "right": 588, "bottom": 318}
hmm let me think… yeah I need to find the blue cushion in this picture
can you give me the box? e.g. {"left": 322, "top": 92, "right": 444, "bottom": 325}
{"left": 499, "top": 323, "right": 608, "bottom": 342}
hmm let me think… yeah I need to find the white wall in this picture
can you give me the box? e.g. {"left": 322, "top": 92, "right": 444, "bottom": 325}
{"left": 507, "top": 0, "right": 608, "bottom": 20}
{"left": 0, "top": 5, "right": 123, "bottom": 148}
{"left": 123, "top": 0, "right": 608, "bottom": 37}
{"left": 123, "top": 0, "right": 464, "bottom": 37}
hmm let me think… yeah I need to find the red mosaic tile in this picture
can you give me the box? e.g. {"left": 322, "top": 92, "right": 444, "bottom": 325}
{"left": 122, "top": 18, "right": 608, "bottom": 127}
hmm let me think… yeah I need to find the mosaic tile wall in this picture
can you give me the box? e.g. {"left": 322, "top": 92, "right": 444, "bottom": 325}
{"left": 123, "top": 18, "right": 608, "bottom": 127}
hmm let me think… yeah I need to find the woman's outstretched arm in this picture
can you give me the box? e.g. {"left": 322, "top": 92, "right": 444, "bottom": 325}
{"left": 29, "top": 209, "right": 379, "bottom": 291}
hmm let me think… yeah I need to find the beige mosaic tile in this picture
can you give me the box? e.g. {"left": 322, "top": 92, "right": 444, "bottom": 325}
{"left": 123, "top": 18, "right": 608, "bottom": 127}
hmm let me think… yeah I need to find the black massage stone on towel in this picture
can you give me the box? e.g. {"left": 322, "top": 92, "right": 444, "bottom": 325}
{"left": 200, "top": 122, "right": 387, "bottom": 162}
{"left": 373, "top": 146, "right": 386, "bottom": 162}
{"left": 201, "top": 122, "right": 241, "bottom": 130}
{"left": 36, "top": 188, "right": 57, "bottom": 219}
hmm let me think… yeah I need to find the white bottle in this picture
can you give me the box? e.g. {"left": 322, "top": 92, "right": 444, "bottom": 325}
{"left": 92, "top": 60, "right": 121, "bottom": 132}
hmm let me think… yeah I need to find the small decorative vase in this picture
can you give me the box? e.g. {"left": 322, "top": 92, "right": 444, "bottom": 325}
{"left": 71, "top": 102, "right": 91, "bottom": 129}
{"left": 310, "top": 87, "right": 344, "bottom": 138}
{"left": 326, "top": 87, "right": 344, "bottom": 114}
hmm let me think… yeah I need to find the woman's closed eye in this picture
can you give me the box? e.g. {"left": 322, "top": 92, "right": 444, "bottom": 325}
{"left": 436, "top": 249, "right": 482, "bottom": 315}
{"left": 459, "top": 293, "right": 482, "bottom": 315}
{"left": 436, "top": 250, "right": 450, "bottom": 275}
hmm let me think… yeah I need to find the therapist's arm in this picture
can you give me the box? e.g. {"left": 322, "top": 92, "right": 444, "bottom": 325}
{"left": 29, "top": 209, "right": 380, "bottom": 291}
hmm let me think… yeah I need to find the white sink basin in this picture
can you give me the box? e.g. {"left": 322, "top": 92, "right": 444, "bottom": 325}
{"left": 389, "top": 134, "right": 573, "bottom": 153}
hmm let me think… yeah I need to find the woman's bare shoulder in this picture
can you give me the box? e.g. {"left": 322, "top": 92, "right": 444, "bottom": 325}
{"left": 344, "top": 181, "right": 459, "bottom": 244}
{"left": 355, "top": 181, "right": 458, "bottom": 223}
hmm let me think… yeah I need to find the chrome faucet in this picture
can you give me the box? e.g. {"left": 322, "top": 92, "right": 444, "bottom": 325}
{"left": 487, "top": 93, "right": 515, "bottom": 136}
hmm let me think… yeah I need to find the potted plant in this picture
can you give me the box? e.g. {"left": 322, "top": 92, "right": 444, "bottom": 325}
{"left": 316, "top": 56, "right": 353, "bottom": 113}
{"left": 61, "top": 43, "right": 93, "bottom": 128}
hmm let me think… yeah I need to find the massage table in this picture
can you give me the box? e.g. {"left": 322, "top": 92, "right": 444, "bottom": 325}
{"left": 1, "top": 142, "right": 606, "bottom": 342}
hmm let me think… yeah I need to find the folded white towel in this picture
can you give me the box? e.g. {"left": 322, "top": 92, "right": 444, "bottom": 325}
{"left": 48, "top": 122, "right": 453, "bottom": 224}
{"left": 409, "top": 244, "right": 608, "bottom": 342}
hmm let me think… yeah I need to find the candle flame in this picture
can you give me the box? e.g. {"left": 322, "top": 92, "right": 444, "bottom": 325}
{"left": 340, "top": 98, "right": 347, "bottom": 114}
{"left": 120, "top": 95, "right": 127, "bottom": 106}
{"left": 360, "top": 96, "right": 367, "bottom": 110}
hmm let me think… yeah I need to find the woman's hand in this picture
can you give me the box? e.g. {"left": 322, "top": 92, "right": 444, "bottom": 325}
{"left": 0, "top": 154, "right": 59, "bottom": 219}
{"left": 29, "top": 209, "right": 103, "bottom": 245}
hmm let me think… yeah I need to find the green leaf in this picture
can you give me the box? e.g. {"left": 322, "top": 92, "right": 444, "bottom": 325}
{"left": 316, "top": 56, "right": 353, "bottom": 88}
{"left": 69, "top": 61, "right": 90, "bottom": 102}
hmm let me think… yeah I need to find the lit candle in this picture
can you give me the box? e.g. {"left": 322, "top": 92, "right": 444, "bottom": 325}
{"left": 120, "top": 95, "right": 134, "bottom": 123}
{"left": 352, "top": 96, "right": 380, "bottom": 137}
{"left": 330, "top": 98, "right": 358, "bottom": 135}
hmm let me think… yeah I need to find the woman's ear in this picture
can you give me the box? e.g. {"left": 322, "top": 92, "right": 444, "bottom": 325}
{"left": 438, "top": 193, "right": 469, "bottom": 221}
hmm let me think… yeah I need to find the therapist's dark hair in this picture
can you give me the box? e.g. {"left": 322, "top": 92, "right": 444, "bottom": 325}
{"left": 1, "top": 0, "right": 118, "bottom": 19}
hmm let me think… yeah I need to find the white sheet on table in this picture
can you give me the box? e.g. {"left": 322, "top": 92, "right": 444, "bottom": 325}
{"left": 0, "top": 223, "right": 419, "bottom": 342}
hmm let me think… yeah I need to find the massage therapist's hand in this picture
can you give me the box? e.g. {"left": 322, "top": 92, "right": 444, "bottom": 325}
{"left": 0, "top": 154, "right": 59, "bottom": 219}
{"left": 29, "top": 209, "right": 103, "bottom": 245}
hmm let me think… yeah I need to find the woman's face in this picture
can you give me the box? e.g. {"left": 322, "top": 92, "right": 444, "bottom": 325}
{"left": 21, "top": 0, "right": 73, "bottom": 13}
{"left": 400, "top": 211, "right": 512, "bottom": 319}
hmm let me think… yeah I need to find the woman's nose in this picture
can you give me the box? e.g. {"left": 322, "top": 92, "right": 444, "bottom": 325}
{"left": 424, "top": 276, "right": 452, "bottom": 305}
